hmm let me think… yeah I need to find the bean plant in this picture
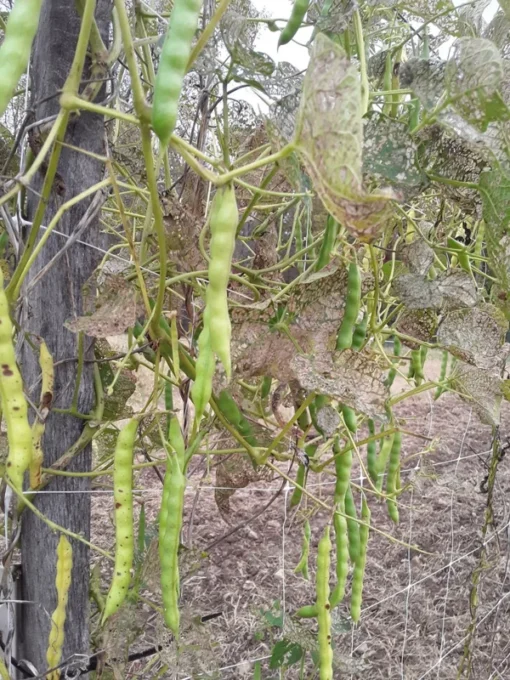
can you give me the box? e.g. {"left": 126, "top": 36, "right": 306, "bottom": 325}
{"left": 1, "top": 0, "right": 510, "bottom": 677}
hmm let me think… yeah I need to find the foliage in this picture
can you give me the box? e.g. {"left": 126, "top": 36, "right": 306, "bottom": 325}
{"left": 1, "top": 0, "right": 510, "bottom": 677}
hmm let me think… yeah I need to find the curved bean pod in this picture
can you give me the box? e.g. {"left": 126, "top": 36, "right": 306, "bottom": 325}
{"left": 375, "top": 433, "right": 395, "bottom": 492}
{"left": 206, "top": 184, "right": 239, "bottom": 378}
{"left": 152, "top": 0, "right": 203, "bottom": 144}
{"left": 385, "top": 431, "right": 402, "bottom": 524}
{"left": 350, "top": 496, "right": 370, "bottom": 623}
{"left": 366, "top": 419, "right": 377, "bottom": 484}
{"left": 159, "top": 452, "right": 186, "bottom": 636}
{"left": 0, "top": 0, "right": 43, "bottom": 117}
{"left": 294, "top": 519, "right": 311, "bottom": 580}
{"left": 315, "top": 215, "right": 338, "bottom": 271}
{"left": 102, "top": 418, "right": 139, "bottom": 624}
{"left": 344, "top": 484, "right": 360, "bottom": 564}
{"left": 316, "top": 526, "right": 333, "bottom": 680}
{"left": 46, "top": 536, "right": 73, "bottom": 679}
{"left": 341, "top": 404, "right": 357, "bottom": 434}
{"left": 191, "top": 317, "right": 215, "bottom": 423}
{"left": 278, "top": 0, "right": 310, "bottom": 48}
{"left": 0, "top": 269, "right": 32, "bottom": 493}
{"left": 336, "top": 262, "right": 361, "bottom": 350}
{"left": 351, "top": 312, "right": 368, "bottom": 351}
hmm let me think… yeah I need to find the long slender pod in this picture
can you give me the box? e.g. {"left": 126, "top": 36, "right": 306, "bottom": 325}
{"left": 316, "top": 527, "right": 333, "bottom": 680}
{"left": 366, "top": 419, "right": 377, "bottom": 484}
{"left": 0, "top": 0, "right": 43, "bottom": 117}
{"left": 159, "top": 452, "right": 186, "bottom": 636}
{"left": 278, "top": 0, "right": 310, "bottom": 48}
{"left": 330, "top": 508, "right": 348, "bottom": 608}
{"left": 344, "top": 484, "right": 360, "bottom": 564}
{"left": 294, "top": 519, "right": 311, "bottom": 580}
{"left": 191, "top": 316, "right": 215, "bottom": 423}
{"left": 0, "top": 269, "right": 32, "bottom": 494}
{"left": 102, "top": 418, "right": 139, "bottom": 624}
{"left": 434, "top": 349, "right": 449, "bottom": 400}
{"left": 376, "top": 432, "right": 395, "bottom": 492}
{"left": 30, "top": 340, "right": 54, "bottom": 489}
{"left": 351, "top": 312, "right": 368, "bottom": 351}
{"left": 152, "top": 0, "right": 203, "bottom": 144}
{"left": 385, "top": 336, "right": 401, "bottom": 388}
{"left": 350, "top": 496, "right": 370, "bottom": 623}
{"left": 46, "top": 536, "right": 73, "bottom": 680}
{"left": 336, "top": 262, "right": 361, "bottom": 350}
{"left": 385, "top": 431, "right": 402, "bottom": 524}
{"left": 205, "top": 185, "right": 239, "bottom": 377}
{"left": 315, "top": 215, "right": 338, "bottom": 271}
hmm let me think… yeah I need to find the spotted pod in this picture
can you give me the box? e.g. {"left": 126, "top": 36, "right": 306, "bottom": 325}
{"left": 46, "top": 536, "right": 73, "bottom": 680}
{"left": 316, "top": 526, "right": 333, "bottom": 679}
{"left": 385, "top": 431, "right": 402, "bottom": 524}
{"left": 0, "top": 268, "right": 32, "bottom": 493}
{"left": 102, "top": 418, "right": 139, "bottom": 624}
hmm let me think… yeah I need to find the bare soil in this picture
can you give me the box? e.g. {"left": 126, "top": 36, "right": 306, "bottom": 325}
{"left": 87, "top": 353, "right": 510, "bottom": 678}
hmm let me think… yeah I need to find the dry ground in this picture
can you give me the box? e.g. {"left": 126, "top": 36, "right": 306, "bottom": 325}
{"left": 88, "top": 352, "right": 510, "bottom": 679}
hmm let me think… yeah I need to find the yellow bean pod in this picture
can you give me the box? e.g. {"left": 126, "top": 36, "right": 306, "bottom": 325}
{"left": 102, "top": 418, "right": 139, "bottom": 624}
{"left": 0, "top": 268, "right": 32, "bottom": 493}
{"left": 206, "top": 184, "right": 238, "bottom": 378}
{"left": 316, "top": 526, "right": 333, "bottom": 680}
{"left": 30, "top": 340, "right": 54, "bottom": 489}
{"left": 46, "top": 535, "right": 73, "bottom": 680}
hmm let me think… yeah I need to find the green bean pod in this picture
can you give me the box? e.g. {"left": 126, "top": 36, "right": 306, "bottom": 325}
{"left": 289, "top": 464, "right": 306, "bottom": 507}
{"left": 350, "top": 496, "right": 370, "bottom": 623}
{"left": 351, "top": 313, "right": 368, "bottom": 351}
{"left": 206, "top": 184, "right": 239, "bottom": 378}
{"left": 376, "top": 433, "right": 395, "bottom": 492}
{"left": 341, "top": 404, "right": 357, "bottom": 434}
{"left": 316, "top": 526, "right": 333, "bottom": 680}
{"left": 315, "top": 215, "right": 338, "bottom": 271}
{"left": 102, "top": 418, "right": 139, "bottom": 624}
{"left": 385, "top": 431, "right": 402, "bottom": 524}
{"left": 385, "top": 336, "right": 401, "bottom": 388}
{"left": 152, "top": 0, "right": 203, "bottom": 144}
{"left": 46, "top": 536, "right": 73, "bottom": 677}
{"left": 330, "top": 506, "right": 348, "bottom": 608}
{"left": 333, "top": 442, "right": 352, "bottom": 504}
{"left": 0, "top": 269, "right": 32, "bottom": 493}
{"left": 411, "top": 348, "right": 424, "bottom": 385}
{"left": 344, "top": 485, "right": 360, "bottom": 564}
{"left": 159, "top": 452, "right": 186, "bottom": 636}
{"left": 294, "top": 519, "right": 311, "bottom": 580}
{"left": 278, "top": 0, "right": 311, "bottom": 48}
{"left": 309, "top": 394, "right": 327, "bottom": 435}
{"left": 261, "top": 376, "right": 272, "bottom": 400}
{"left": 366, "top": 419, "right": 377, "bottom": 484}
{"left": 191, "top": 317, "right": 215, "bottom": 423}
{"left": 295, "top": 603, "right": 318, "bottom": 618}
{"left": 217, "top": 389, "right": 257, "bottom": 446}
{"left": 0, "top": 0, "right": 43, "bottom": 117}
{"left": 336, "top": 262, "right": 361, "bottom": 350}
{"left": 434, "top": 350, "right": 449, "bottom": 400}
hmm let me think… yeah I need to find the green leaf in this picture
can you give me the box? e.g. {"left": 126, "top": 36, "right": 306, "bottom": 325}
{"left": 262, "top": 602, "right": 284, "bottom": 628}
{"left": 269, "top": 639, "right": 304, "bottom": 669}
{"left": 294, "top": 33, "right": 395, "bottom": 240}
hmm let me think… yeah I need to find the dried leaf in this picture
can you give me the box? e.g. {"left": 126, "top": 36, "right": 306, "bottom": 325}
{"left": 392, "top": 270, "right": 477, "bottom": 310}
{"left": 452, "top": 362, "right": 505, "bottom": 425}
{"left": 222, "top": 10, "right": 275, "bottom": 77}
{"left": 214, "top": 454, "right": 269, "bottom": 520}
{"left": 65, "top": 276, "right": 139, "bottom": 337}
{"left": 316, "top": 405, "right": 340, "bottom": 437}
{"left": 290, "top": 351, "right": 388, "bottom": 418}
{"left": 294, "top": 33, "right": 396, "bottom": 240}
{"left": 399, "top": 240, "right": 435, "bottom": 276}
{"left": 307, "top": 0, "right": 357, "bottom": 37}
{"left": 396, "top": 309, "right": 438, "bottom": 349}
{"left": 363, "top": 113, "right": 428, "bottom": 201}
{"left": 96, "top": 340, "right": 137, "bottom": 420}
{"left": 445, "top": 38, "right": 505, "bottom": 130}
{"left": 399, "top": 58, "right": 446, "bottom": 110}
{"left": 437, "top": 304, "right": 508, "bottom": 369}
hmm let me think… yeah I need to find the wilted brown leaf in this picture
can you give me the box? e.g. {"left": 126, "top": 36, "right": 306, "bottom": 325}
{"left": 65, "top": 276, "right": 139, "bottom": 337}
{"left": 294, "top": 33, "right": 396, "bottom": 240}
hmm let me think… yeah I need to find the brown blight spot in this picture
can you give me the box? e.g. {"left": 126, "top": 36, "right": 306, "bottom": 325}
{"left": 2, "top": 364, "right": 13, "bottom": 376}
